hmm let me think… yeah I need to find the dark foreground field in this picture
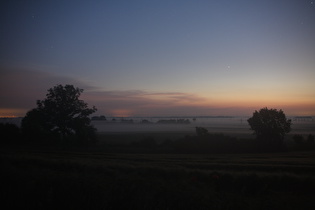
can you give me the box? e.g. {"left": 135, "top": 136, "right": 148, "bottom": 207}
{"left": 1, "top": 147, "right": 315, "bottom": 210}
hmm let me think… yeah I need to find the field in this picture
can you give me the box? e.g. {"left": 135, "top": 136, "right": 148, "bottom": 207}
{"left": 1, "top": 117, "right": 315, "bottom": 209}
{"left": 1, "top": 147, "right": 315, "bottom": 210}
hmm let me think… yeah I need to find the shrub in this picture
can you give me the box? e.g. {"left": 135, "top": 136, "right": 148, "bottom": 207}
{"left": 0, "top": 123, "right": 21, "bottom": 144}
{"left": 307, "top": 134, "right": 314, "bottom": 145}
{"left": 293, "top": 134, "right": 304, "bottom": 145}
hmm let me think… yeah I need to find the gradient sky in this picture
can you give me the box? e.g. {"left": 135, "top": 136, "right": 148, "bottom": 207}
{"left": 1, "top": 0, "right": 315, "bottom": 117}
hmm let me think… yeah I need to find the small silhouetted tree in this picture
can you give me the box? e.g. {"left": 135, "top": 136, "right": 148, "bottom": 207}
{"left": 247, "top": 107, "right": 291, "bottom": 150}
{"left": 196, "top": 127, "right": 209, "bottom": 137}
{"left": 21, "top": 84, "right": 97, "bottom": 144}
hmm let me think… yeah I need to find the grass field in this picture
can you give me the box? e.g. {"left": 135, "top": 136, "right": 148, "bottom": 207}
{"left": 1, "top": 147, "right": 315, "bottom": 210}
{"left": 1, "top": 119, "right": 314, "bottom": 209}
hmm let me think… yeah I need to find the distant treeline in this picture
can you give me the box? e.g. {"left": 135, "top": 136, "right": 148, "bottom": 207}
{"left": 91, "top": 115, "right": 107, "bottom": 121}
{"left": 156, "top": 119, "right": 190, "bottom": 124}
{"left": 293, "top": 116, "right": 314, "bottom": 121}
{"left": 91, "top": 117, "right": 191, "bottom": 124}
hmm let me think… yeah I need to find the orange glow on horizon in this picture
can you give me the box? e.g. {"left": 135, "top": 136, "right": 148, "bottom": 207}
{"left": 2, "top": 93, "right": 315, "bottom": 117}
{"left": 0, "top": 115, "right": 19, "bottom": 118}
{"left": 0, "top": 108, "right": 27, "bottom": 118}
{"left": 110, "top": 109, "right": 134, "bottom": 117}
{"left": 199, "top": 91, "right": 315, "bottom": 110}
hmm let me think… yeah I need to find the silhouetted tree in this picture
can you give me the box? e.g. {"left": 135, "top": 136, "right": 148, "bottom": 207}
{"left": 247, "top": 107, "right": 291, "bottom": 150}
{"left": 21, "top": 84, "right": 97, "bottom": 144}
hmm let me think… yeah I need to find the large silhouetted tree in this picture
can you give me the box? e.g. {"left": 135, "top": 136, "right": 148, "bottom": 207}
{"left": 22, "top": 84, "right": 97, "bottom": 144}
{"left": 247, "top": 107, "right": 291, "bottom": 150}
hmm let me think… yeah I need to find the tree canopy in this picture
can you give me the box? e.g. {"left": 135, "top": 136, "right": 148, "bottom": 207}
{"left": 22, "top": 84, "right": 97, "bottom": 144}
{"left": 247, "top": 107, "right": 291, "bottom": 150}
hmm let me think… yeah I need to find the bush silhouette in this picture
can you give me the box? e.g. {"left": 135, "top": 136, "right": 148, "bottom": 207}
{"left": 21, "top": 84, "right": 97, "bottom": 145}
{"left": 195, "top": 127, "right": 209, "bottom": 137}
{"left": 0, "top": 123, "right": 21, "bottom": 144}
{"left": 293, "top": 134, "right": 304, "bottom": 145}
{"left": 248, "top": 107, "right": 291, "bottom": 151}
{"left": 307, "top": 134, "right": 315, "bottom": 145}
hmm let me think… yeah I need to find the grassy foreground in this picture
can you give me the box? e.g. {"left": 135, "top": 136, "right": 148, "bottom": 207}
{"left": 1, "top": 148, "right": 315, "bottom": 210}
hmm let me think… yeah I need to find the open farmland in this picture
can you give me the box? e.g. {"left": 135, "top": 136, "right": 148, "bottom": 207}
{"left": 1, "top": 149, "right": 315, "bottom": 210}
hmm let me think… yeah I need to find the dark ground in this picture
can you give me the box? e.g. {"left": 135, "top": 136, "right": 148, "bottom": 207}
{"left": 1, "top": 142, "right": 315, "bottom": 210}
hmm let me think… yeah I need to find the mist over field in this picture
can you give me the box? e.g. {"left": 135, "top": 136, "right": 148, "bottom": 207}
{"left": 1, "top": 115, "right": 314, "bottom": 137}
{"left": 92, "top": 116, "right": 315, "bottom": 136}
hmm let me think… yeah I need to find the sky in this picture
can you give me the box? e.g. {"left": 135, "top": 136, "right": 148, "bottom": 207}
{"left": 1, "top": 0, "right": 315, "bottom": 117}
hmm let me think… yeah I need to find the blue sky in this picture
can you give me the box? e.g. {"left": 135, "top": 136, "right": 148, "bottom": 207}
{"left": 1, "top": 0, "right": 315, "bottom": 117}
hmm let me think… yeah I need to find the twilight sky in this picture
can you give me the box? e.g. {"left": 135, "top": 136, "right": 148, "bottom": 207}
{"left": 1, "top": 0, "right": 315, "bottom": 117}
